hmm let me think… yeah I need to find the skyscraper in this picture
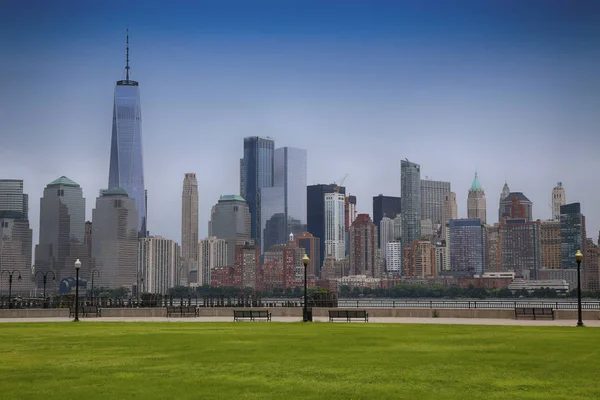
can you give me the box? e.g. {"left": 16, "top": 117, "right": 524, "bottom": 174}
{"left": 307, "top": 184, "right": 346, "bottom": 268}
{"left": 261, "top": 147, "right": 307, "bottom": 253}
{"left": 379, "top": 217, "right": 395, "bottom": 261}
{"left": 499, "top": 192, "right": 532, "bottom": 222}
{"left": 349, "top": 214, "right": 379, "bottom": 277}
{"left": 447, "top": 218, "right": 486, "bottom": 276}
{"left": 108, "top": 31, "right": 147, "bottom": 237}
{"left": 0, "top": 180, "right": 32, "bottom": 295}
{"left": 209, "top": 195, "right": 251, "bottom": 266}
{"left": 552, "top": 182, "right": 566, "bottom": 221}
{"left": 560, "top": 203, "right": 585, "bottom": 270}
{"left": 138, "top": 236, "right": 181, "bottom": 294}
{"left": 324, "top": 192, "right": 346, "bottom": 261}
{"left": 441, "top": 192, "right": 458, "bottom": 238}
{"left": 401, "top": 160, "right": 421, "bottom": 246}
{"left": 241, "top": 137, "right": 275, "bottom": 247}
{"left": 467, "top": 172, "right": 487, "bottom": 224}
{"left": 198, "top": 237, "right": 228, "bottom": 286}
{"left": 420, "top": 179, "right": 451, "bottom": 224}
{"left": 91, "top": 188, "right": 138, "bottom": 289}
{"left": 372, "top": 194, "right": 401, "bottom": 248}
{"left": 181, "top": 173, "right": 199, "bottom": 272}
{"left": 35, "top": 176, "right": 87, "bottom": 285}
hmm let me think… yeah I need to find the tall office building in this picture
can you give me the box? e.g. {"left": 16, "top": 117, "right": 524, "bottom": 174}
{"left": 401, "top": 160, "right": 421, "bottom": 246}
{"left": 34, "top": 176, "right": 87, "bottom": 285}
{"left": 467, "top": 172, "right": 487, "bottom": 224}
{"left": 552, "top": 182, "right": 566, "bottom": 221}
{"left": 181, "top": 173, "right": 199, "bottom": 274}
{"left": 379, "top": 217, "right": 395, "bottom": 261}
{"left": 420, "top": 179, "right": 451, "bottom": 224}
{"left": 209, "top": 195, "right": 251, "bottom": 266}
{"left": 138, "top": 236, "right": 181, "bottom": 294}
{"left": 447, "top": 218, "right": 486, "bottom": 276}
{"left": 404, "top": 240, "right": 435, "bottom": 278}
{"left": 373, "top": 194, "right": 401, "bottom": 247}
{"left": 344, "top": 195, "right": 357, "bottom": 257}
{"left": 499, "top": 219, "right": 542, "bottom": 279}
{"left": 441, "top": 192, "right": 458, "bottom": 238}
{"left": 324, "top": 192, "right": 346, "bottom": 261}
{"left": 560, "top": 203, "right": 585, "bottom": 270}
{"left": 107, "top": 31, "right": 147, "bottom": 237}
{"left": 0, "top": 180, "right": 32, "bottom": 295}
{"left": 349, "top": 214, "right": 379, "bottom": 277}
{"left": 241, "top": 136, "right": 275, "bottom": 247}
{"left": 540, "top": 220, "right": 561, "bottom": 269}
{"left": 307, "top": 184, "right": 345, "bottom": 268}
{"left": 499, "top": 192, "right": 532, "bottom": 222}
{"left": 385, "top": 241, "right": 403, "bottom": 273}
{"left": 91, "top": 188, "right": 138, "bottom": 289}
{"left": 261, "top": 147, "right": 307, "bottom": 253}
{"left": 198, "top": 237, "right": 227, "bottom": 286}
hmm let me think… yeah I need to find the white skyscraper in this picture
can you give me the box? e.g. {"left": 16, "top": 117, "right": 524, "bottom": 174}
{"left": 324, "top": 192, "right": 346, "bottom": 260}
{"left": 198, "top": 237, "right": 228, "bottom": 285}
{"left": 379, "top": 217, "right": 395, "bottom": 260}
{"left": 385, "top": 241, "right": 403, "bottom": 273}
{"left": 138, "top": 236, "right": 181, "bottom": 294}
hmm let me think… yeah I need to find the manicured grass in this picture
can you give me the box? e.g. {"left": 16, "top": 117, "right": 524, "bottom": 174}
{"left": 0, "top": 322, "right": 598, "bottom": 399}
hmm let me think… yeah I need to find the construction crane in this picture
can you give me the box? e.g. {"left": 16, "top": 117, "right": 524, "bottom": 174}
{"left": 333, "top": 174, "right": 348, "bottom": 193}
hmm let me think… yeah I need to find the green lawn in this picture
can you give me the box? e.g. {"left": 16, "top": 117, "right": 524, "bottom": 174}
{"left": 0, "top": 323, "right": 598, "bottom": 399}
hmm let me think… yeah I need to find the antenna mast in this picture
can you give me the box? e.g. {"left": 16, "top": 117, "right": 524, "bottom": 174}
{"left": 126, "top": 29, "right": 130, "bottom": 82}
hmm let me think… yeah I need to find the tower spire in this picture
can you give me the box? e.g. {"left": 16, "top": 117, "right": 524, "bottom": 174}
{"left": 126, "top": 28, "right": 130, "bottom": 82}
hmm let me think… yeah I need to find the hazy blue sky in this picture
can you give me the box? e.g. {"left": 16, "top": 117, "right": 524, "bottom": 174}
{"left": 1, "top": 0, "right": 599, "bottom": 246}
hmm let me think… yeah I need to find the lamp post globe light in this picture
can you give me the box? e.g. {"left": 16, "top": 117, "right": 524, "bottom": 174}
{"left": 74, "top": 259, "right": 81, "bottom": 322}
{"left": 34, "top": 270, "right": 56, "bottom": 304}
{"left": 575, "top": 249, "right": 584, "bottom": 327}
{"left": 302, "top": 253, "right": 310, "bottom": 322}
{"left": 1, "top": 270, "right": 22, "bottom": 309}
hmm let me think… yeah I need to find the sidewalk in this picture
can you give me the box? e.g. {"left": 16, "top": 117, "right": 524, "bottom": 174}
{"left": 0, "top": 316, "right": 599, "bottom": 326}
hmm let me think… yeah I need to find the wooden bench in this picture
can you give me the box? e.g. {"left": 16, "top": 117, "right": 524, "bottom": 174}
{"left": 233, "top": 309, "right": 271, "bottom": 322}
{"left": 514, "top": 307, "right": 554, "bottom": 320}
{"left": 69, "top": 306, "right": 100, "bottom": 318}
{"left": 166, "top": 306, "right": 199, "bottom": 318}
{"left": 328, "top": 309, "right": 369, "bottom": 322}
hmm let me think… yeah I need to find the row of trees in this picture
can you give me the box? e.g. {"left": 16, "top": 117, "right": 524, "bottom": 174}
{"left": 164, "top": 284, "right": 600, "bottom": 300}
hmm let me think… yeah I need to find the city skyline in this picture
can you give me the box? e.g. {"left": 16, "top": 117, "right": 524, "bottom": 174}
{"left": 1, "top": 1, "right": 599, "bottom": 248}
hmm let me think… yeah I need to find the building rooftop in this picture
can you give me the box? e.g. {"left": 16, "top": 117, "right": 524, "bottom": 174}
{"left": 501, "top": 192, "right": 531, "bottom": 203}
{"left": 469, "top": 172, "right": 483, "bottom": 192}
{"left": 47, "top": 176, "right": 79, "bottom": 187}
{"left": 219, "top": 195, "right": 245, "bottom": 202}
{"left": 102, "top": 187, "right": 129, "bottom": 197}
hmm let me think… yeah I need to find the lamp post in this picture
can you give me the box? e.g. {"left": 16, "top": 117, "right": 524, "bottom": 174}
{"left": 90, "top": 269, "right": 100, "bottom": 306}
{"left": 302, "top": 253, "right": 310, "bottom": 322}
{"left": 575, "top": 249, "right": 584, "bottom": 327}
{"left": 74, "top": 259, "right": 81, "bottom": 322}
{"left": 34, "top": 271, "right": 55, "bottom": 302}
{"left": 1, "top": 270, "right": 22, "bottom": 309}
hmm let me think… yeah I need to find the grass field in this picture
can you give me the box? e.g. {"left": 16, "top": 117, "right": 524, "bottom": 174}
{"left": 0, "top": 322, "right": 598, "bottom": 399}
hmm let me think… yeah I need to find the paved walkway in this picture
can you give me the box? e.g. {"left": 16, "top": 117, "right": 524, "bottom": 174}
{"left": 0, "top": 316, "right": 599, "bottom": 327}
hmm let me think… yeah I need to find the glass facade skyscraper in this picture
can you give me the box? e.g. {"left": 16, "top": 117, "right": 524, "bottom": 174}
{"left": 260, "top": 147, "right": 307, "bottom": 253}
{"left": 242, "top": 137, "right": 275, "bottom": 247}
{"left": 401, "top": 160, "right": 421, "bottom": 246}
{"left": 108, "top": 34, "right": 147, "bottom": 237}
{"left": 447, "top": 218, "right": 486, "bottom": 276}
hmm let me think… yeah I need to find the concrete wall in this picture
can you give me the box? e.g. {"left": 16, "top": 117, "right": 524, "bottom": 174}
{"left": 2, "top": 307, "right": 599, "bottom": 320}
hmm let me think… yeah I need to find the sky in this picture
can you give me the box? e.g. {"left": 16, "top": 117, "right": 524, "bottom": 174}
{"left": 1, "top": 0, "right": 600, "bottom": 246}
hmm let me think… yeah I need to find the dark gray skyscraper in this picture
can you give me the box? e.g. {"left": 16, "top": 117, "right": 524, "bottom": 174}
{"left": 261, "top": 147, "right": 307, "bottom": 253}
{"left": 241, "top": 137, "right": 275, "bottom": 247}
{"left": 401, "top": 160, "right": 421, "bottom": 246}
{"left": 372, "top": 194, "right": 401, "bottom": 247}
{"left": 0, "top": 179, "right": 33, "bottom": 295}
{"left": 108, "top": 31, "right": 147, "bottom": 237}
{"left": 34, "top": 176, "right": 87, "bottom": 284}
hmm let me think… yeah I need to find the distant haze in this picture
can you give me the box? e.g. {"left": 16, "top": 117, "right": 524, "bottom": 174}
{"left": 1, "top": 1, "right": 599, "bottom": 246}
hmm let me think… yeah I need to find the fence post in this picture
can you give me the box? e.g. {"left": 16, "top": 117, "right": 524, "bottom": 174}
{"left": 356, "top": 300, "right": 359, "bottom": 308}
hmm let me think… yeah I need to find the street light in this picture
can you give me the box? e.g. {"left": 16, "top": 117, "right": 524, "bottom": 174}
{"left": 302, "top": 253, "right": 310, "bottom": 322}
{"left": 575, "top": 249, "right": 584, "bottom": 327}
{"left": 90, "top": 269, "right": 100, "bottom": 306}
{"left": 74, "top": 259, "right": 81, "bottom": 322}
{"left": 34, "top": 270, "right": 56, "bottom": 301}
{"left": 1, "top": 270, "right": 22, "bottom": 308}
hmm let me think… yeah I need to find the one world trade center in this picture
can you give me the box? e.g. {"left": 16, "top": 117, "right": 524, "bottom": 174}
{"left": 108, "top": 30, "right": 147, "bottom": 237}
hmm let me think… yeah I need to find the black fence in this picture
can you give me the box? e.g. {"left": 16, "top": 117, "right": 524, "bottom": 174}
{"left": 1, "top": 296, "right": 599, "bottom": 311}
